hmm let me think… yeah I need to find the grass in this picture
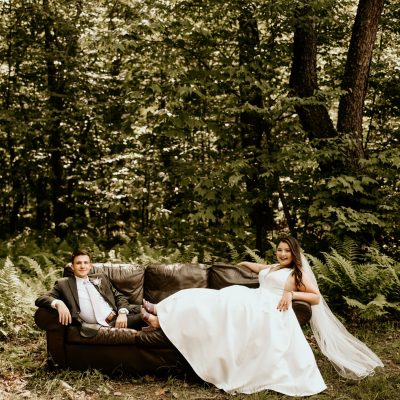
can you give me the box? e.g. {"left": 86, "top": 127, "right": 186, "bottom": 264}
{"left": 0, "top": 321, "right": 399, "bottom": 400}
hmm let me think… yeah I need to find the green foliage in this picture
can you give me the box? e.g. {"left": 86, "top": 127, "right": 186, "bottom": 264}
{"left": 108, "top": 239, "right": 193, "bottom": 265}
{"left": 226, "top": 242, "right": 241, "bottom": 264}
{"left": 0, "top": 0, "right": 398, "bottom": 259}
{"left": 0, "top": 231, "right": 71, "bottom": 339}
{"left": 308, "top": 241, "right": 400, "bottom": 321}
{"left": 0, "top": 257, "right": 39, "bottom": 339}
{"left": 243, "top": 246, "right": 266, "bottom": 265}
{"left": 329, "top": 236, "right": 361, "bottom": 262}
{"left": 18, "top": 256, "right": 62, "bottom": 291}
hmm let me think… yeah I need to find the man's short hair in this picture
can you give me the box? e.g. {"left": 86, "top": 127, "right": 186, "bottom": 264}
{"left": 71, "top": 249, "right": 92, "bottom": 264}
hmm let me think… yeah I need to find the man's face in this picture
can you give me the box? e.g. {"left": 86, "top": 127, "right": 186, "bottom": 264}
{"left": 71, "top": 255, "right": 92, "bottom": 278}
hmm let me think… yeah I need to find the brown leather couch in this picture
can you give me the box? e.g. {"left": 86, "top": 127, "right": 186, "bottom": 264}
{"left": 34, "top": 262, "right": 312, "bottom": 375}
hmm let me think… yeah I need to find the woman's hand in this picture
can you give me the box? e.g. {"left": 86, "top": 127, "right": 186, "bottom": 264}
{"left": 277, "top": 291, "right": 293, "bottom": 312}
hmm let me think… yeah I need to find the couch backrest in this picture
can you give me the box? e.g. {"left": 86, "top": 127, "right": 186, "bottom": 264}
{"left": 208, "top": 262, "right": 259, "bottom": 289}
{"left": 64, "top": 263, "right": 145, "bottom": 305}
{"left": 63, "top": 262, "right": 259, "bottom": 305}
{"left": 143, "top": 263, "right": 209, "bottom": 303}
{"left": 91, "top": 263, "right": 145, "bottom": 304}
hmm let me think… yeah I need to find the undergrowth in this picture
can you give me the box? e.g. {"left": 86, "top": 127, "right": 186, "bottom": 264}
{"left": 0, "top": 233, "right": 398, "bottom": 399}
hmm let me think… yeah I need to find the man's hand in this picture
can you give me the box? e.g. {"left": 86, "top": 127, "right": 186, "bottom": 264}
{"left": 115, "top": 314, "right": 127, "bottom": 328}
{"left": 55, "top": 301, "right": 72, "bottom": 325}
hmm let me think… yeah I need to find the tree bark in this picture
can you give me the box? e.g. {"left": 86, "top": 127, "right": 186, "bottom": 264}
{"left": 337, "top": 0, "right": 385, "bottom": 165}
{"left": 3, "top": 1, "right": 24, "bottom": 234}
{"left": 44, "top": 6, "right": 67, "bottom": 237}
{"left": 238, "top": 3, "right": 274, "bottom": 255}
{"left": 43, "top": 0, "right": 80, "bottom": 237}
{"left": 289, "top": 3, "right": 336, "bottom": 142}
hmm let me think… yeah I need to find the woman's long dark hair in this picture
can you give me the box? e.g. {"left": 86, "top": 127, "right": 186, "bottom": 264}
{"left": 279, "top": 236, "right": 304, "bottom": 290}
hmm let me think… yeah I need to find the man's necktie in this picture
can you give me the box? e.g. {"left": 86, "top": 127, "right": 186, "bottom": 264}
{"left": 84, "top": 281, "right": 109, "bottom": 326}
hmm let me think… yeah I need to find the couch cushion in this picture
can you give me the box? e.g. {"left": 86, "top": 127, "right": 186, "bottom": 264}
{"left": 66, "top": 326, "right": 173, "bottom": 348}
{"left": 209, "top": 263, "right": 259, "bottom": 289}
{"left": 144, "top": 263, "right": 209, "bottom": 303}
{"left": 67, "top": 325, "right": 138, "bottom": 345}
{"left": 91, "top": 263, "right": 145, "bottom": 305}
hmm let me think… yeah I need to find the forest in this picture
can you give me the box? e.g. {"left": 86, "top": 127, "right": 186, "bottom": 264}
{"left": 1, "top": 0, "right": 398, "bottom": 256}
{"left": 0, "top": 0, "right": 399, "bottom": 398}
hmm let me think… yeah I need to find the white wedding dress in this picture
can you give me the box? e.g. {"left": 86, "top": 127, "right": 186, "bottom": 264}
{"left": 157, "top": 267, "right": 327, "bottom": 396}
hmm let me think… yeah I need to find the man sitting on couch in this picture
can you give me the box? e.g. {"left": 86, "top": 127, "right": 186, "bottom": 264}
{"left": 35, "top": 249, "right": 144, "bottom": 335}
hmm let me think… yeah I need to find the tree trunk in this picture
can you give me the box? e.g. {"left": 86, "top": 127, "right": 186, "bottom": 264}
{"left": 238, "top": 3, "right": 274, "bottom": 255}
{"left": 288, "top": 1, "right": 339, "bottom": 235}
{"left": 289, "top": 1, "right": 339, "bottom": 180}
{"left": 337, "top": 0, "right": 385, "bottom": 166}
{"left": 289, "top": 3, "right": 336, "bottom": 141}
{"left": 43, "top": 0, "right": 80, "bottom": 237}
{"left": 3, "top": 5, "right": 24, "bottom": 234}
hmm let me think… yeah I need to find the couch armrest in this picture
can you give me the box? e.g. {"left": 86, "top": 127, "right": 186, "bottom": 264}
{"left": 34, "top": 307, "right": 68, "bottom": 369}
{"left": 292, "top": 300, "right": 312, "bottom": 326}
{"left": 34, "top": 307, "right": 64, "bottom": 331}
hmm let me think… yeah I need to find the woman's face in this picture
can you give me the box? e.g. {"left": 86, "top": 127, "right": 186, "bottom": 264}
{"left": 276, "top": 241, "right": 293, "bottom": 268}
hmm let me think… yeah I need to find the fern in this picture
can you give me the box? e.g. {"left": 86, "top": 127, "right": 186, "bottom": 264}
{"left": 226, "top": 242, "right": 241, "bottom": 264}
{"left": 243, "top": 246, "right": 266, "bottom": 264}
{"left": 344, "top": 294, "right": 400, "bottom": 320}
{"left": 330, "top": 236, "right": 360, "bottom": 262}
{"left": 18, "top": 255, "right": 62, "bottom": 290}
{"left": 0, "top": 257, "right": 38, "bottom": 339}
{"left": 329, "top": 249, "right": 359, "bottom": 287}
{"left": 19, "top": 256, "right": 44, "bottom": 279}
{"left": 309, "top": 245, "right": 400, "bottom": 321}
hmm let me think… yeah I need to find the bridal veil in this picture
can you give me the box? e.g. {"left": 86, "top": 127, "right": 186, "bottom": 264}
{"left": 301, "top": 254, "right": 384, "bottom": 379}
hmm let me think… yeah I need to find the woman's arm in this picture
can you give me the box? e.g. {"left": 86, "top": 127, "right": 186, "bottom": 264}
{"left": 292, "top": 273, "right": 321, "bottom": 305}
{"left": 237, "top": 261, "right": 277, "bottom": 273}
{"left": 278, "top": 273, "right": 321, "bottom": 311}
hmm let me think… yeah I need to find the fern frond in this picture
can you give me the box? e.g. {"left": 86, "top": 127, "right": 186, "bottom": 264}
{"left": 306, "top": 254, "right": 329, "bottom": 279}
{"left": 0, "top": 258, "right": 21, "bottom": 301}
{"left": 320, "top": 252, "right": 345, "bottom": 286}
{"left": 31, "top": 252, "right": 62, "bottom": 270}
{"left": 319, "top": 275, "right": 342, "bottom": 288}
{"left": 386, "top": 265, "right": 400, "bottom": 286}
{"left": 243, "top": 246, "right": 265, "bottom": 264}
{"left": 0, "top": 257, "right": 38, "bottom": 338}
{"left": 330, "top": 249, "right": 358, "bottom": 287}
{"left": 359, "top": 294, "right": 391, "bottom": 320}
{"left": 19, "top": 256, "right": 45, "bottom": 279}
{"left": 366, "top": 246, "right": 398, "bottom": 269}
{"left": 226, "top": 242, "right": 240, "bottom": 264}
{"left": 344, "top": 296, "right": 367, "bottom": 310}
{"left": 330, "top": 237, "right": 360, "bottom": 262}
{"left": 344, "top": 293, "right": 398, "bottom": 320}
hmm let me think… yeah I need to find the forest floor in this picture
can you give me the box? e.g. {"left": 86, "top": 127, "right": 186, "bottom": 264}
{"left": 0, "top": 322, "right": 399, "bottom": 400}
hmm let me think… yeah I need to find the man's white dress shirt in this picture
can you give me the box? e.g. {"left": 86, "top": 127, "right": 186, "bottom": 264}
{"left": 52, "top": 276, "right": 113, "bottom": 326}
